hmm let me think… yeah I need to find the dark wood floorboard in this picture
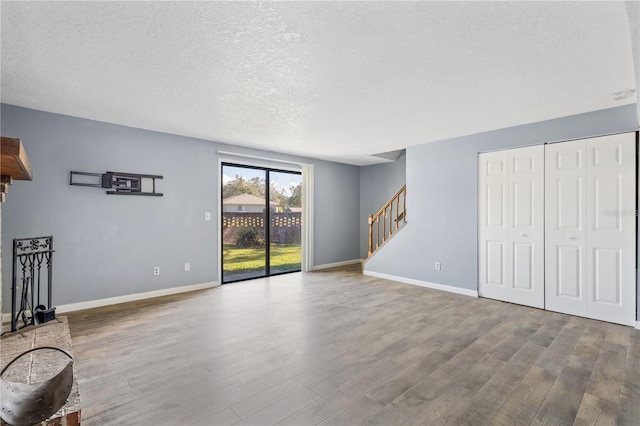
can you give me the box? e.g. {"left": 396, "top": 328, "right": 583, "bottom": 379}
{"left": 65, "top": 265, "right": 640, "bottom": 425}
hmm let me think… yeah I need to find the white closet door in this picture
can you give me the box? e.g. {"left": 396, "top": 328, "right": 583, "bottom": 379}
{"left": 546, "top": 133, "right": 636, "bottom": 326}
{"left": 479, "top": 145, "right": 544, "bottom": 308}
{"left": 508, "top": 146, "right": 545, "bottom": 309}
{"left": 479, "top": 150, "right": 510, "bottom": 303}
{"left": 585, "top": 133, "right": 636, "bottom": 326}
{"left": 545, "top": 139, "right": 587, "bottom": 316}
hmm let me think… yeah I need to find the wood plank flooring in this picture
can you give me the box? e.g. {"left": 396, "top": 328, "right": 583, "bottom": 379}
{"left": 65, "top": 265, "right": 640, "bottom": 425}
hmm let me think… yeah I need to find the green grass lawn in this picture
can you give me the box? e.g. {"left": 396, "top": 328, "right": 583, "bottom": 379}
{"left": 223, "top": 244, "right": 301, "bottom": 273}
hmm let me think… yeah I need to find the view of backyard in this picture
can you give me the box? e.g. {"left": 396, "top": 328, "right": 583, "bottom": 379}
{"left": 222, "top": 244, "right": 302, "bottom": 276}
{"left": 222, "top": 164, "right": 302, "bottom": 282}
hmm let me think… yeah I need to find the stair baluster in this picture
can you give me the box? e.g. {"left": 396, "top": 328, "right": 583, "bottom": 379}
{"left": 368, "top": 185, "right": 406, "bottom": 257}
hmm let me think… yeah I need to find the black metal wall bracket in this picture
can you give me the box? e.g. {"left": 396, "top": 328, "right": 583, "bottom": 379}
{"left": 70, "top": 171, "right": 163, "bottom": 196}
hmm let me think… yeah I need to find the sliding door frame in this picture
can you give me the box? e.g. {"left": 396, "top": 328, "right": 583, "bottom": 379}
{"left": 216, "top": 156, "right": 314, "bottom": 284}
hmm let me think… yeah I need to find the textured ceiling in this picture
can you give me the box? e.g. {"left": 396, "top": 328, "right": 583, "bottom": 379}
{"left": 1, "top": 1, "right": 638, "bottom": 165}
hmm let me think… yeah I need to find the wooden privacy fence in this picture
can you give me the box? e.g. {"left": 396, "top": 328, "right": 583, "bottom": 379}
{"left": 368, "top": 185, "right": 406, "bottom": 256}
{"left": 223, "top": 212, "right": 301, "bottom": 245}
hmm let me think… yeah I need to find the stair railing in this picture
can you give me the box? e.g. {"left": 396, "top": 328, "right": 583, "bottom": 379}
{"left": 368, "top": 184, "right": 406, "bottom": 257}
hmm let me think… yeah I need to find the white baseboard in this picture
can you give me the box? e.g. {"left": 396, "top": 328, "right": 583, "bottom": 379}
{"left": 636, "top": 321, "right": 640, "bottom": 330}
{"left": 1, "top": 281, "right": 219, "bottom": 322}
{"left": 312, "top": 259, "right": 363, "bottom": 271}
{"left": 363, "top": 270, "right": 478, "bottom": 298}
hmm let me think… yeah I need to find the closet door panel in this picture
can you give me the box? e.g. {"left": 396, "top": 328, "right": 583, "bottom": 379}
{"left": 585, "top": 133, "right": 636, "bottom": 326}
{"left": 545, "top": 140, "right": 588, "bottom": 316}
{"left": 479, "top": 151, "right": 511, "bottom": 302}
{"left": 509, "top": 145, "right": 545, "bottom": 308}
{"left": 479, "top": 145, "right": 544, "bottom": 309}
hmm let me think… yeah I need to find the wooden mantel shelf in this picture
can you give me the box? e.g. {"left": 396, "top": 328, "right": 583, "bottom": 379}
{"left": 1, "top": 136, "right": 32, "bottom": 180}
{"left": 1, "top": 136, "right": 32, "bottom": 202}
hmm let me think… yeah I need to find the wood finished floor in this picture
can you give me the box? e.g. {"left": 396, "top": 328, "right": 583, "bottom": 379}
{"left": 66, "top": 265, "right": 640, "bottom": 425}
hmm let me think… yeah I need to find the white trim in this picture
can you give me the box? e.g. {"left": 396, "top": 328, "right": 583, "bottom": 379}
{"left": 57, "top": 281, "right": 219, "bottom": 313}
{"left": 219, "top": 156, "right": 301, "bottom": 173}
{"left": 636, "top": 321, "right": 640, "bottom": 330}
{"left": 218, "top": 158, "right": 223, "bottom": 283}
{"left": 217, "top": 150, "right": 312, "bottom": 168}
{"left": 302, "top": 164, "right": 314, "bottom": 272}
{"left": 1, "top": 281, "right": 219, "bottom": 321}
{"left": 312, "top": 259, "right": 363, "bottom": 271}
{"left": 363, "top": 270, "right": 478, "bottom": 297}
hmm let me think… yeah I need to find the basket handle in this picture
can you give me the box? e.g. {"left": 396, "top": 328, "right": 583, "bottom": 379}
{"left": 0, "top": 346, "right": 73, "bottom": 377}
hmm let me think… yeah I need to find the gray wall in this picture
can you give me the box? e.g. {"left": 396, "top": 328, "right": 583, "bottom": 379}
{"left": 364, "top": 105, "right": 640, "bottom": 319}
{"left": 359, "top": 152, "right": 406, "bottom": 258}
{"left": 0, "top": 104, "right": 361, "bottom": 310}
{"left": 314, "top": 160, "right": 361, "bottom": 265}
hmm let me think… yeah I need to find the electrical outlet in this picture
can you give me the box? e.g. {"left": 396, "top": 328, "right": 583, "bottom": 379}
{"left": 435, "top": 262, "right": 441, "bottom": 271}
{"left": 205, "top": 211, "right": 211, "bottom": 221}
{"left": 153, "top": 266, "right": 160, "bottom": 276}
{"left": 184, "top": 263, "right": 190, "bottom": 272}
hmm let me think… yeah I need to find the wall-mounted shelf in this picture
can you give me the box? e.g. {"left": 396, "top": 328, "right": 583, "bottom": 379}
{"left": 1, "top": 136, "right": 33, "bottom": 202}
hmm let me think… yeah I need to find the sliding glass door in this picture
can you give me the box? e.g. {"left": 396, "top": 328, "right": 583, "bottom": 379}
{"left": 268, "top": 170, "right": 302, "bottom": 275}
{"left": 221, "top": 163, "right": 302, "bottom": 283}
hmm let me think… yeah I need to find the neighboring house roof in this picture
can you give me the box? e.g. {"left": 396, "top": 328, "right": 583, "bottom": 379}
{"left": 288, "top": 207, "right": 302, "bottom": 213}
{"left": 223, "top": 193, "right": 277, "bottom": 206}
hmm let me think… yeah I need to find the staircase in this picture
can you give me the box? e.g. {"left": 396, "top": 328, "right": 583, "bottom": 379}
{"left": 368, "top": 184, "right": 406, "bottom": 257}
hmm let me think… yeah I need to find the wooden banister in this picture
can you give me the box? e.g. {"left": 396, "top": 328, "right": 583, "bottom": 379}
{"left": 368, "top": 184, "right": 406, "bottom": 257}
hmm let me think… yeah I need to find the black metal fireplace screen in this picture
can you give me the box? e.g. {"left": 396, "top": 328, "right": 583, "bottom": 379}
{"left": 11, "top": 236, "right": 55, "bottom": 332}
